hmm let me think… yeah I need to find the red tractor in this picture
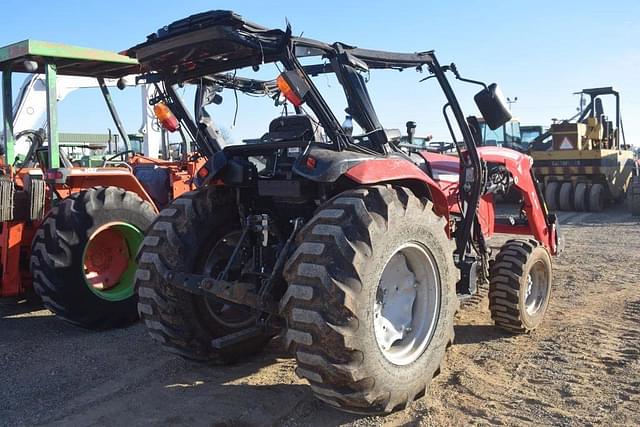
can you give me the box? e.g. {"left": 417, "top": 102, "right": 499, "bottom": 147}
{"left": 130, "top": 11, "right": 563, "bottom": 413}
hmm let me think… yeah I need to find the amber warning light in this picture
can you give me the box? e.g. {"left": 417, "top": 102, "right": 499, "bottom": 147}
{"left": 276, "top": 75, "right": 303, "bottom": 107}
{"left": 276, "top": 71, "right": 311, "bottom": 108}
{"left": 153, "top": 102, "right": 180, "bottom": 132}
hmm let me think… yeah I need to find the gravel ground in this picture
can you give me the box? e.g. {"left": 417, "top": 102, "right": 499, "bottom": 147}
{"left": 1, "top": 206, "right": 638, "bottom": 426}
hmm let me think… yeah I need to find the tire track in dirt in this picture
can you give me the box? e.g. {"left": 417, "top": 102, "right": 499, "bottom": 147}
{"left": 524, "top": 286, "right": 640, "bottom": 426}
{"left": 402, "top": 208, "right": 640, "bottom": 426}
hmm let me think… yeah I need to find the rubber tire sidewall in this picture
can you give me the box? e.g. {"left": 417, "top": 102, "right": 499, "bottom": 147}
{"left": 354, "top": 215, "right": 453, "bottom": 387}
{"left": 574, "top": 183, "right": 588, "bottom": 212}
{"left": 284, "top": 186, "right": 457, "bottom": 413}
{"left": 545, "top": 182, "right": 559, "bottom": 211}
{"left": 559, "top": 182, "right": 574, "bottom": 211}
{"left": 589, "top": 184, "right": 605, "bottom": 212}
{"left": 519, "top": 246, "right": 553, "bottom": 330}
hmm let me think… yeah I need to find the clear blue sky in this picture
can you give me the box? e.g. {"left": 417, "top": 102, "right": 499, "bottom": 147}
{"left": 2, "top": 0, "right": 639, "bottom": 145}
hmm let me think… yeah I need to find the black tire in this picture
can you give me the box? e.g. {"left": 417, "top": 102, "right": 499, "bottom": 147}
{"left": 630, "top": 178, "right": 640, "bottom": 217}
{"left": 283, "top": 185, "right": 457, "bottom": 414}
{"left": 544, "top": 182, "right": 560, "bottom": 211}
{"left": 30, "top": 186, "right": 156, "bottom": 329}
{"left": 134, "top": 187, "right": 273, "bottom": 363}
{"left": 574, "top": 183, "right": 587, "bottom": 212}
{"left": 489, "top": 239, "right": 552, "bottom": 333}
{"left": 588, "top": 183, "right": 605, "bottom": 212}
{"left": 558, "top": 182, "right": 574, "bottom": 211}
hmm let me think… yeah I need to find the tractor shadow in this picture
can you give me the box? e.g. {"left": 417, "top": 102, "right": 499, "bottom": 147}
{"left": 0, "top": 309, "right": 369, "bottom": 426}
{"left": 0, "top": 295, "right": 44, "bottom": 316}
{"left": 454, "top": 323, "right": 510, "bottom": 345}
{"left": 39, "top": 336, "right": 369, "bottom": 426}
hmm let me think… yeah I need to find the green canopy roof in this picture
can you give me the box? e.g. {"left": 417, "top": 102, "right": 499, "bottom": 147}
{"left": 0, "top": 39, "right": 140, "bottom": 78}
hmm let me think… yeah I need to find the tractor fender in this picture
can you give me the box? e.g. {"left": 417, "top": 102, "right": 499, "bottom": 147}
{"left": 55, "top": 168, "right": 159, "bottom": 212}
{"left": 343, "top": 158, "right": 450, "bottom": 218}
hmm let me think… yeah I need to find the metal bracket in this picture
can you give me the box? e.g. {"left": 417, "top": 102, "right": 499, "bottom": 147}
{"left": 167, "top": 271, "right": 279, "bottom": 314}
{"left": 455, "top": 256, "right": 478, "bottom": 297}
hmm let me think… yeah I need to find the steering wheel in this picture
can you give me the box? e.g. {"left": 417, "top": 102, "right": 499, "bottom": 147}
{"left": 101, "top": 150, "right": 137, "bottom": 167}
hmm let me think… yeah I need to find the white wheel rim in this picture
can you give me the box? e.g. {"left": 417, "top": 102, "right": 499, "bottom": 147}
{"left": 524, "top": 260, "right": 549, "bottom": 315}
{"left": 373, "top": 242, "right": 440, "bottom": 366}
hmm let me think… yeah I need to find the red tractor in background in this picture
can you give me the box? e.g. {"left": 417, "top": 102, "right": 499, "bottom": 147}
{"left": 129, "top": 11, "right": 562, "bottom": 414}
{"left": 0, "top": 40, "right": 210, "bottom": 328}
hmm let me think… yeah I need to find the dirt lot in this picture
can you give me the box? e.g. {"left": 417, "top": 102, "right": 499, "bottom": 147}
{"left": 1, "top": 206, "right": 639, "bottom": 426}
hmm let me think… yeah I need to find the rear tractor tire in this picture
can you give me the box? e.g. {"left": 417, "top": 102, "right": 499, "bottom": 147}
{"left": 588, "top": 183, "right": 605, "bottom": 212}
{"left": 558, "top": 182, "right": 574, "bottom": 211}
{"left": 544, "top": 182, "right": 560, "bottom": 211}
{"left": 283, "top": 185, "right": 458, "bottom": 414}
{"left": 30, "top": 186, "right": 156, "bottom": 329}
{"left": 134, "top": 187, "right": 274, "bottom": 363}
{"left": 488, "top": 239, "right": 552, "bottom": 333}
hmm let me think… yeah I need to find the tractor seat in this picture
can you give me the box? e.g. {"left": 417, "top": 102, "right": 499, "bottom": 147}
{"left": 266, "top": 115, "right": 321, "bottom": 142}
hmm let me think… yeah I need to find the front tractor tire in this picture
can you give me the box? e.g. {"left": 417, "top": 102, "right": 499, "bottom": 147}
{"left": 134, "top": 187, "right": 273, "bottom": 364}
{"left": 30, "top": 186, "right": 156, "bottom": 329}
{"left": 283, "top": 185, "right": 457, "bottom": 414}
{"left": 488, "top": 239, "right": 552, "bottom": 333}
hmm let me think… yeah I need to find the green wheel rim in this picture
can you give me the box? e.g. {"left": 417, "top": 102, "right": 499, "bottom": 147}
{"left": 82, "top": 222, "right": 143, "bottom": 302}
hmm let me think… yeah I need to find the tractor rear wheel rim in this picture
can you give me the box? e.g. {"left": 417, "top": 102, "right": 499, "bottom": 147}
{"left": 524, "top": 260, "right": 548, "bottom": 315}
{"left": 374, "top": 242, "right": 440, "bottom": 366}
{"left": 83, "top": 221, "right": 143, "bottom": 301}
{"left": 202, "top": 230, "right": 256, "bottom": 329}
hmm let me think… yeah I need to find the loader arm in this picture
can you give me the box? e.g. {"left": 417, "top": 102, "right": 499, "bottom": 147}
{"left": 478, "top": 146, "right": 562, "bottom": 255}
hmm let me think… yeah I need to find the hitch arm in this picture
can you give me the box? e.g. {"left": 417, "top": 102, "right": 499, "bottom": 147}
{"left": 167, "top": 272, "right": 280, "bottom": 314}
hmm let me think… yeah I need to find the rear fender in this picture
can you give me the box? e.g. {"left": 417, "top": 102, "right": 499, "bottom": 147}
{"left": 53, "top": 168, "right": 159, "bottom": 212}
{"left": 343, "top": 158, "right": 450, "bottom": 219}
